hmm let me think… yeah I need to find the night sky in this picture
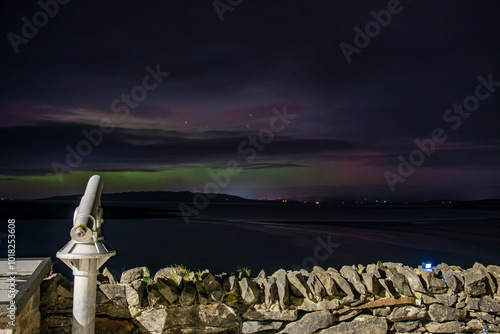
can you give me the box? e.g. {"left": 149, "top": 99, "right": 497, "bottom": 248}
{"left": 1, "top": 1, "right": 500, "bottom": 201}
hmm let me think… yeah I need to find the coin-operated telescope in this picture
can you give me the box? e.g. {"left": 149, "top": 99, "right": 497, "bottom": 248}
{"left": 57, "top": 175, "right": 116, "bottom": 334}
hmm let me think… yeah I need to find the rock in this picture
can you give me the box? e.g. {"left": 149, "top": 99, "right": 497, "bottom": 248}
{"left": 121, "top": 267, "right": 150, "bottom": 284}
{"left": 464, "top": 272, "right": 488, "bottom": 296}
{"left": 289, "top": 295, "right": 304, "bottom": 307}
{"left": 340, "top": 266, "right": 366, "bottom": 295}
{"left": 421, "top": 271, "right": 448, "bottom": 294}
{"left": 242, "top": 321, "right": 282, "bottom": 333}
{"left": 163, "top": 303, "right": 240, "bottom": 332}
{"left": 487, "top": 265, "right": 500, "bottom": 294}
{"left": 319, "top": 315, "right": 387, "bottom": 334}
{"left": 99, "top": 284, "right": 128, "bottom": 307}
{"left": 280, "top": 310, "right": 334, "bottom": 334}
{"left": 256, "top": 269, "right": 266, "bottom": 280}
{"left": 179, "top": 281, "right": 197, "bottom": 306}
{"left": 433, "top": 263, "right": 450, "bottom": 275}
{"left": 466, "top": 319, "right": 500, "bottom": 333}
{"left": 239, "top": 277, "right": 261, "bottom": 305}
{"left": 383, "top": 262, "right": 403, "bottom": 269}
{"left": 392, "top": 320, "right": 421, "bottom": 332}
{"left": 156, "top": 278, "right": 179, "bottom": 304}
{"left": 361, "top": 273, "right": 381, "bottom": 296}
{"left": 421, "top": 293, "right": 457, "bottom": 307}
{"left": 425, "top": 321, "right": 465, "bottom": 333}
{"left": 466, "top": 296, "right": 500, "bottom": 313}
{"left": 468, "top": 311, "right": 500, "bottom": 324}
{"left": 443, "top": 271, "right": 459, "bottom": 293}
{"left": 40, "top": 314, "right": 72, "bottom": 334}
{"left": 243, "top": 304, "right": 298, "bottom": 321}
{"left": 272, "top": 269, "right": 290, "bottom": 310}
{"left": 385, "top": 269, "right": 413, "bottom": 297}
{"left": 306, "top": 272, "right": 326, "bottom": 301}
{"left": 262, "top": 277, "right": 277, "bottom": 308}
{"left": 253, "top": 276, "right": 265, "bottom": 291}
{"left": 146, "top": 286, "right": 164, "bottom": 307}
{"left": 299, "top": 268, "right": 310, "bottom": 277}
{"left": 378, "top": 278, "right": 398, "bottom": 298}
{"left": 154, "top": 267, "right": 180, "bottom": 284}
{"left": 350, "top": 297, "right": 367, "bottom": 307}
{"left": 327, "top": 268, "right": 355, "bottom": 299}
{"left": 387, "top": 306, "right": 427, "bottom": 322}
{"left": 195, "top": 281, "right": 209, "bottom": 305}
{"left": 479, "top": 296, "right": 500, "bottom": 313}
{"left": 97, "top": 284, "right": 131, "bottom": 318}
{"left": 203, "top": 273, "right": 224, "bottom": 302}
{"left": 451, "top": 271, "right": 465, "bottom": 287}
{"left": 40, "top": 273, "right": 73, "bottom": 314}
{"left": 314, "top": 267, "right": 342, "bottom": 297}
{"left": 297, "top": 298, "right": 341, "bottom": 311}
{"left": 473, "top": 262, "right": 497, "bottom": 293}
{"left": 337, "top": 309, "right": 361, "bottom": 321}
{"left": 286, "top": 271, "right": 313, "bottom": 299}
{"left": 101, "top": 267, "right": 119, "bottom": 284}
{"left": 126, "top": 280, "right": 146, "bottom": 308}
{"left": 366, "top": 263, "right": 382, "bottom": 277}
{"left": 223, "top": 275, "right": 239, "bottom": 294}
{"left": 372, "top": 307, "right": 391, "bottom": 317}
{"left": 134, "top": 308, "right": 167, "bottom": 334}
{"left": 466, "top": 296, "right": 481, "bottom": 310}
{"left": 428, "top": 303, "right": 467, "bottom": 322}
{"left": 356, "top": 296, "right": 415, "bottom": 309}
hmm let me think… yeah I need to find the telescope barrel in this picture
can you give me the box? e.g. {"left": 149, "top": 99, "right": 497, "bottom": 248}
{"left": 70, "top": 175, "right": 104, "bottom": 242}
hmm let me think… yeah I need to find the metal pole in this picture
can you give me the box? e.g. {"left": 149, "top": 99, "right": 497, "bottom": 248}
{"left": 72, "top": 258, "right": 97, "bottom": 334}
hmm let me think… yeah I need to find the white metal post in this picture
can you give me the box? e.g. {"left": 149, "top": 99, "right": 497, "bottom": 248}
{"left": 72, "top": 258, "right": 98, "bottom": 334}
{"left": 57, "top": 175, "right": 116, "bottom": 334}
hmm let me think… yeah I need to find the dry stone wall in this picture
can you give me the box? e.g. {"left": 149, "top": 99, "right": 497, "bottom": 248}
{"left": 40, "top": 262, "right": 500, "bottom": 333}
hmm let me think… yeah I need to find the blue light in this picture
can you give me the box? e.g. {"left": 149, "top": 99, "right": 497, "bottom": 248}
{"left": 422, "top": 262, "right": 433, "bottom": 271}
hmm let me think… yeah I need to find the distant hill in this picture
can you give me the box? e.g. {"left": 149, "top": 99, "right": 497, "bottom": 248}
{"left": 40, "top": 191, "right": 259, "bottom": 204}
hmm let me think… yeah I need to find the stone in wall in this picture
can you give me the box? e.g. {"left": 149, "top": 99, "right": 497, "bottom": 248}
{"left": 262, "top": 277, "right": 277, "bottom": 308}
{"left": 425, "top": 320, "right": 465, "bottom": 333}
{"left": 280, "top": 310, "right": 334, "bottom": 334}
{"left": 427, "top": 303, "right": 467, "bottom": 322}
{"left": 271, "top": 269, "right": 290, "bottom": 311}
{"left": 203, "top": 273, "right": 225, "bottom": 302}
{"left": 179, "top": 281, "right": 198, "bottom": 307}
{"left": 327, "top": 268, "right": 355, "bottom": 299}
{"left": 387, "top": 305, "right": 427, "bottom": 322}
{"left": 487, "top": 265, "right": 500, "bottom": 295}
{"left": 421, "top": 292, "right": 457, "bottom": 307}
{"left": 121, "top": 267, "right": 151, "bottom": 284}
{"left": 384, "top": 268, "right": 413, "bottom": 297}
{"left": 361, "top": 273, "right": 381, "bottom": 296}
{"left": 420, "top": 271, "right": 448, "bottom": 294}
{"left": 239, "top": 278, "right": 260, "bottom": 305}
{"left": 286, "top": 271, "right": 313, "bottom": 300}
{"left": 318, "top": 314, "right": 387, "bottom": 334}
{"left": 313, "top": 267, "right": 343, "bottom": 297}
{"left": 306, "top": 272, "right": 327, "bottom": 301}
{"left": 340, "top": 265, "right": 366, "bottom": 296}
{"left": 241, "top": 320, "right": 282, "bottom": 334}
